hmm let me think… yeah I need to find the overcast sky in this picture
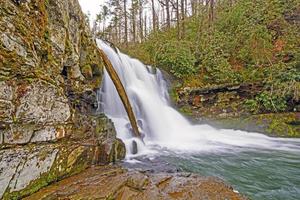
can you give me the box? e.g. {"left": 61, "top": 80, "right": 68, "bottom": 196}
{"left": 78, "top": 0, "right": 104, "bottom": 25}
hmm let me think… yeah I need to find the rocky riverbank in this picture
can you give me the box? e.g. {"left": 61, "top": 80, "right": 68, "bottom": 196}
{"left": 25, "top": 165, "right": 246, "bottom": 200}
{"left": 172, "top": 83, "right": 300, "bottom": 137}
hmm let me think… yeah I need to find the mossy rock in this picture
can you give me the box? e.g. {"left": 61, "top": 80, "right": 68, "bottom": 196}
{"left": 81, "top": 64, "right": 93, "bottom": 80}
{"left": 210, "top": 112, "right": 300, "bottom": 138}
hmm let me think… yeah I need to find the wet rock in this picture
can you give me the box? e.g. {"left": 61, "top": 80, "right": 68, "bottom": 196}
{"left": 25, "top": 166, "right": 246, "bottom": 200}
{"left": 131, "top": 140, "right": 138, "bottom": 154}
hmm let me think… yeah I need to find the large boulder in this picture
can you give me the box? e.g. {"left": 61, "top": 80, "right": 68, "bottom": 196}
{"left": 0, "top": 0, "right": 125, "bottom": 199}
{"left": 24, "top": 165, "right": 246, "bottom": 200}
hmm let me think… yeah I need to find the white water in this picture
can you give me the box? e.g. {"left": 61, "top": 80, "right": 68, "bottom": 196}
{"left": 97, "top": 40, "right": 300, "bottom": 158}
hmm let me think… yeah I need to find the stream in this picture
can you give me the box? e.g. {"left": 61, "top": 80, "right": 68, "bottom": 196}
{"left": 97, "top": 40, "right": 300, "bottom": 200}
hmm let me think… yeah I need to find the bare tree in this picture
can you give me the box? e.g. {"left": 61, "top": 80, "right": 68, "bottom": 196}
{"left": 208, "top": 0, "right": 214, "bottom": 23}
{"left": 181, "top": 0, "right": 185, "bottom": 38}
{"left": 138, "top": 0, "right": 144, "bottom": 41}
{"left": 151, "top": 0, "right": 156, "bottom": 32}
{"left": 124, "top": 0, "right": 128, "bottom": 45}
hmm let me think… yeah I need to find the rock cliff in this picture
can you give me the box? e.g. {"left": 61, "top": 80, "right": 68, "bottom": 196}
{"left": 0, "top": 0, "right": 125, "bottom": 199}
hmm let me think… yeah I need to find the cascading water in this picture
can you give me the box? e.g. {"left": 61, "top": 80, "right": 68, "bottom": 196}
{"left": 98, "top": 39, "right": 300, "bottom": 155}
{"left": 97, "top": 40, "right": 300, "bottom": 199}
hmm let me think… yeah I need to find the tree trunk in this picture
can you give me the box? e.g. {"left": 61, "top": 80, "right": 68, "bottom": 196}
{"left": 118, "top": 20, "right": 122, "bottom": 44}
{"left": 176, "top": 0, "right": 180, "bottom": 38}
{"left": 132, "top": 1, "right": 136, "bottom": 43}
{"left": 184, "top": 0, "right": 187, "bottom": 16}
{"left": 191, "top": 0, "right": 196, "bottom": 16}
{"left": 97, "top": 48, "right": 141, "bottom": 139}
{"left": 144, "top": 15, "right": 148, "bottom": 37}
{"left": 181, "top": 0, "right": 185, "bottom": 38}
{"left": 151, "top": 0, "right": 156, "bottom": 32}
{"left": 166, "top": 0, "right": 171, "bottom": 28}
{"left": 209, "top": 0, "right": 214, "bottom": 23}
{"left": 138, "top": 0, "right": 143, "bottom": 42}
{"left": 124, "top": 0, "right": 128, "bottom": 45}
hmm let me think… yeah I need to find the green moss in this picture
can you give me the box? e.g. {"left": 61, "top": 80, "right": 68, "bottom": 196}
{"left": 81, "top": 64, "right": 93, "bottom": 80}
{"left": 179, "top": 106, "right": 193, "bottom": 116}
{"left": 212, "top": 112, "right": 300, "bottom": 138}
{"left": 170, "top": 87, "right": 180, "bottom": 103}
{"left": 2, "top": 144, "right": 93, "bottom": 200}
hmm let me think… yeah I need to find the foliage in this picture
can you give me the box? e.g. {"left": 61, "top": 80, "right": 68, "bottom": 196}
{"left": 256, "top": 91, "right": 287, "bottom": 112}
{"left": 245, "top": 91, "right": 287, "bottom": 113}
{"left": 154, "top": 41, "right": 197, "bottom": 78}
{"left": 244, "top": 99, "right": 259, "bottom": 113}
{"left": 123, "top": 0, "right": 300, "bottom": 113}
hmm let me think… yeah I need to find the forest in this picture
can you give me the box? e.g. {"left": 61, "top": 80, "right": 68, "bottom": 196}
{"left": 94, "top": 0, "right": 300, "bottom": 114}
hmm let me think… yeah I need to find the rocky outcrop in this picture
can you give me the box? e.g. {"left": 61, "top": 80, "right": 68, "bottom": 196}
{"left": 0, "top": 0, "right": 125, "bottom": 199}
{"left": 175, "top": 84, "right": 300, "bottom": 137}
{"left": 25, "top": 165, "right": 246, "bottom": 200}
{"left": 177, "top": 83, "right": 264, "bottom": 119}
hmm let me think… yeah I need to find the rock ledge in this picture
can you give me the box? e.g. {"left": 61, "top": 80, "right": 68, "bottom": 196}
{"left": 25, "top": 165, "right": 246, "bottom": 200}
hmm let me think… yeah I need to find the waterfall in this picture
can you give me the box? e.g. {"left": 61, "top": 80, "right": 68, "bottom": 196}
{"left": 97, "top": 40, "right": 300, "bottom": 158}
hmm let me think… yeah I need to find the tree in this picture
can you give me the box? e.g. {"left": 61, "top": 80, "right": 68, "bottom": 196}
{"left": 176, "top": 0, "right": 180, "bottom": 38}
{"left": 130, "top": 0, "right": 139, "bottom": 42}
{"left": 181, "top": 0, "right": 185, "bottom": 38}
{"left": 166, "top": 0, "right": 171, "bottom": 28}
{"left": 101, "top": 5, "right": 109, "bottom": 32}
{"left": 209, "top": 0, "right": 214, "bottom": 23}
{"left": 138, "top": 0, "right": 144, "bottom": 41}
{"left": 151, "top": 0, "right": 156, "bottom": 32}
{"left": 123, "top": 0, "right": 128, "bottom": 45}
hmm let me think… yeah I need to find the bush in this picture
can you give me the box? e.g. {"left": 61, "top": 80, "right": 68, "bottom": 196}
{"left": 246, "top": 91, "right": 287, "bottom": 113}
{"left": 154, "top": 41, "right": 197, "bottom": 78}
{"left": 256, "top": 92, "right": 287, "bottom": 112}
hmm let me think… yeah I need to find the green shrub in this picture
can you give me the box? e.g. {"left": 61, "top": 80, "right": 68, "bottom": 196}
{"left": 244, "top": 99, "right": 259, "bottom": 113}
{"left": 154, "top": 41, "right": 197, "bottom": 78}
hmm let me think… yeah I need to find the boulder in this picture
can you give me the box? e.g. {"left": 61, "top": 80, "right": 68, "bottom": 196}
{"left": 24, "top": 166, "right": 246, "bottom": 200}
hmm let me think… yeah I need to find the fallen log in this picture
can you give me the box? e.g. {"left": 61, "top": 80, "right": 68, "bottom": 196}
{"left": 97, "top": 48, "right": 142, "bottom": 140}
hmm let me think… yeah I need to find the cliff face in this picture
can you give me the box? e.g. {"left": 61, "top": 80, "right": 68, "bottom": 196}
{"left": 0, "top": 0, "right": 125, "bottom": 199}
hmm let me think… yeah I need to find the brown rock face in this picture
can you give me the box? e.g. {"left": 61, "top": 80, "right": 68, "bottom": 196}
{"left": 25, "top": 166, "right": 246, "bottom": 200}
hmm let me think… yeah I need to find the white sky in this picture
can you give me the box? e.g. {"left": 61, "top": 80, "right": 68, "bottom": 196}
{"left": 78, "top": 0, "right": 104, "bottom": 25}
